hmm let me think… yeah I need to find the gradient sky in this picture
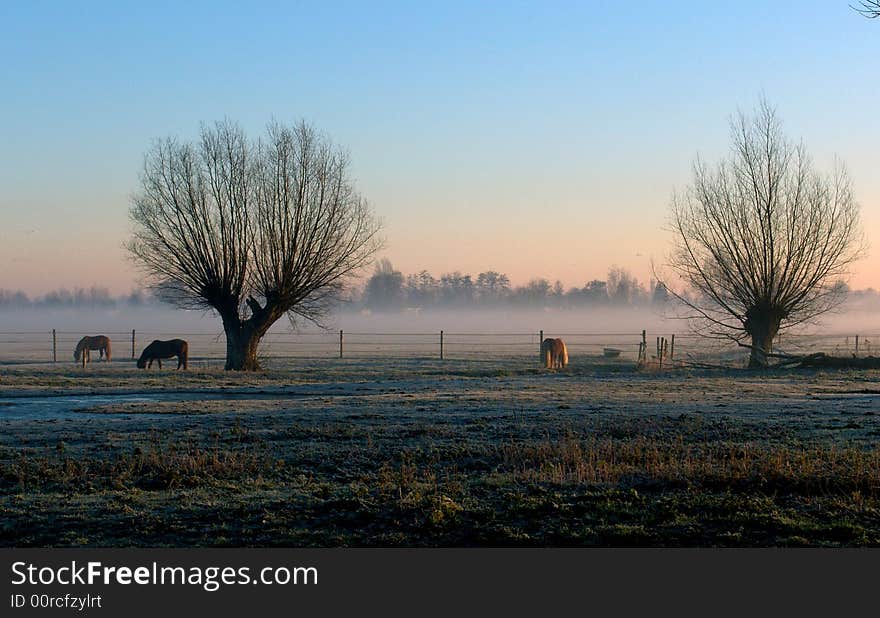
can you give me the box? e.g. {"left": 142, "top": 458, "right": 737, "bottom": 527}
{"left": 1, "top": 1, "right": 878, "bottom": 295}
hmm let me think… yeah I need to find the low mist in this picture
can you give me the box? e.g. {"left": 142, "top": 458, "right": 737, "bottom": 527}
{"left": 1, "top": 302, "right": 877, "bottom": 338}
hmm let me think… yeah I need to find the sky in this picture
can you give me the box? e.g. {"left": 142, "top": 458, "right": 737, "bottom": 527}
{"left": 1, "top": 1, "right": 878, "bottom": 295}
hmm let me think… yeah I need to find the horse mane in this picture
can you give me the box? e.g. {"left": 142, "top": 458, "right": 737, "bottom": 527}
{"left": 74, "top": 337, "right": 88, "bottom": 361}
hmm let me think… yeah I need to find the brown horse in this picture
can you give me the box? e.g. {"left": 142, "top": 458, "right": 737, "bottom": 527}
{"left": 74, "top": 335, "right": 112, "bottom": 368}
{"left": 137, "top": 339, "right": 188, "bottom": 370}
{"left": 541, "top": 337, "right": 568, "bottom": 369}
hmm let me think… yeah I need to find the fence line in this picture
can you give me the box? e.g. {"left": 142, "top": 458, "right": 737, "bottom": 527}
{"left": 2, "top": 328, "right": 880, "bottom": 364}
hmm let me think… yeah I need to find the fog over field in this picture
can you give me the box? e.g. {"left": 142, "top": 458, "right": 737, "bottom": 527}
{"left": 1, "top": 302, "right": 878, "bottom": 337}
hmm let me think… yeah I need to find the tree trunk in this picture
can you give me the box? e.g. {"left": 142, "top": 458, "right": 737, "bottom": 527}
{"left": 220, "top": 310, "right": 264, "bottom": 371}
{"left": 744, "top": 308, "right": 781, "bottom": 369}
{"left": 224, "top": 325, "right": 262, "bottom": 371}
{"left": 224, "top": 329, "right": 261, "bottom": 370}
{"left": 218, "top": 297, "right": 280, "bottom": 371}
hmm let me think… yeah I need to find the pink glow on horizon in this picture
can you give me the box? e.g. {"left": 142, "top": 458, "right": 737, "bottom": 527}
{"left": 3, "top": 200, "right": 878, "bottom": 297}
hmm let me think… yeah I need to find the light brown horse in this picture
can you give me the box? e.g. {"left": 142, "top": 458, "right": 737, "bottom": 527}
{"left": 137, "top": 339, "right": 188, "bottom": 370}
{"left": 541, "top": 337, "right": 568, "bottom": 369}
{"left": 74, "top": 335, "right": 112, "bottom": 368}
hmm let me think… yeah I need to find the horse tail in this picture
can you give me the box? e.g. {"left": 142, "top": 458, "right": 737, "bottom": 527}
{"left": 105, "top": 338, "right": 111, "bottom": 362}
{"left": 561, "top": 341, "right": 568, "bottom": 367}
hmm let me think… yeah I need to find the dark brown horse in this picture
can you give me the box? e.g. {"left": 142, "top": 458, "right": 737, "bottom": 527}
{"left": 74, "top": 335, "right": 112, "bottom": 368}
{"left": 137, "top": 339, "right": 188, "bottom": 370}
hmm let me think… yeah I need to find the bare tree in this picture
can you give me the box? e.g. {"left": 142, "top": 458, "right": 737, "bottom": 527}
{"left": 664, "top": 100, "right": 864, "bottom": 368}
{"left": 853, "top": 1, "right": 880, "bottom": 17}
{"left": 129, "top": 120, "right": 382, "bottom": 370}
{"left": 475, "top": 271, "right": 511, "bottom": 303}
{"left": 363, "top": 259, "right": 405, "bottom": 310}
{"left": 606, "top": 266, "right": 645, "bottom": 305}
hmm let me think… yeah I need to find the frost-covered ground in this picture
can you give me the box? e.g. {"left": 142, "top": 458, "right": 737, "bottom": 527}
{"left": 3, "top": 356, "right": 880, "bottom": 546}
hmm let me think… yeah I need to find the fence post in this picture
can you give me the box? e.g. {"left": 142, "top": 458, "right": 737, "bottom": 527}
{"left": 52, "top": 329, "right": 57, "bottom": 363}
{"left": 539, "top": 329, "right": 543, "bottom": 358}
{"left": 440, "top": 330, "right": 444, "bottom": 360}
{"left": 339, "top": 329, "right": 344, "bottom": 359}
{"left": 856, "top": 335, "right": 859, "bottom": 355}
{"left": 131, "top": 329, "right": 136, "bottom": 359}
{"left": 670, "top": 334, "right": 675, "bottom": 359}
{"left": 638, "top": 329, "right": 647, "bottom": 366}
{"left": 659, "top": 337, "right": 664, "bottom": 370}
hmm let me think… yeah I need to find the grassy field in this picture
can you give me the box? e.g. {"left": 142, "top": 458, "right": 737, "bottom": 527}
{"left": 2, "top": 356, "right": 880, "bottom": 546}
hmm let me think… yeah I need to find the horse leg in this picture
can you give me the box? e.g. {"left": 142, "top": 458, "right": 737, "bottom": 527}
{"left": 158, "top": 359, "right": 162, "bottom": 370}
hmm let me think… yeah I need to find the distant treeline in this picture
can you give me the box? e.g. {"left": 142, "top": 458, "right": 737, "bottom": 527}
{"left": 0, "top": 287, "right": 155, "bottom": 309}
{"left": 2, "top": 266, "right": 873, "bottom": 314}
{"left": 356, "top": 260, "right": 669, "bottom": 311}
{"left": 355, "top": 260, "right": 878, "bottom": 313}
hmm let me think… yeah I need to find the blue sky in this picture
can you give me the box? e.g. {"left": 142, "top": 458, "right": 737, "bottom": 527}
{"left": 1, "top": 1, "right": 878, "bottom": 293}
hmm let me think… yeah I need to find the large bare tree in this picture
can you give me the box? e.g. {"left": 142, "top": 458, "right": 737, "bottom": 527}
{"left": 665, "top": 100, "right": 864, "bottom": 368}
{"left": 129, "top": 120, "right": 382, "bottom": 370}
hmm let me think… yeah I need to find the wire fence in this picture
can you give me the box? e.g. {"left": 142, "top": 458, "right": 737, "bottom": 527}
{"left": 1, "top": 328, "right": 879, "bottom": 365}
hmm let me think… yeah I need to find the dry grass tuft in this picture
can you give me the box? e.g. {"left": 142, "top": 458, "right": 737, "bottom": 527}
{"left": 498, "top": 433, "right": 880, "bottom": 495}
{"left": 4, "top": 436, "right": 277, "bottom": 491}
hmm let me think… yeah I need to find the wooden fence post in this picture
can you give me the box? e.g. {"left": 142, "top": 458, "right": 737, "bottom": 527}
{"left": 638, "top": 329, "right": 647, "bottom": 366}
{"left": 856, "top": 335, "right": 860, "bottom": 355}
{"left": 131, "top": 329, "right": 136, "bottom": 359}
{"left": 52, "top": 329, "right": 57, "bottom": 363}
{"left": 670, "top": 334, "right": 675, "bottom": 359}
{"left": 339, "top": 329, "right": 344, "bottom": 358}
{"left": 539, "top": 329, "right": 543, "bottom": 359}
{"left": 440, "top": 330, "right": 444, "bottom": 360}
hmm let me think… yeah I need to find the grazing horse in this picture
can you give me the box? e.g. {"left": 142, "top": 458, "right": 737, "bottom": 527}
{"left": 73, "top": 335, "right": 112, "bottom": 368}
{"left": 541, "top": 337, "right": 568, "bottom": 369}
{"left": 137, "top": 339, "right": 188, "bottom": 370}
